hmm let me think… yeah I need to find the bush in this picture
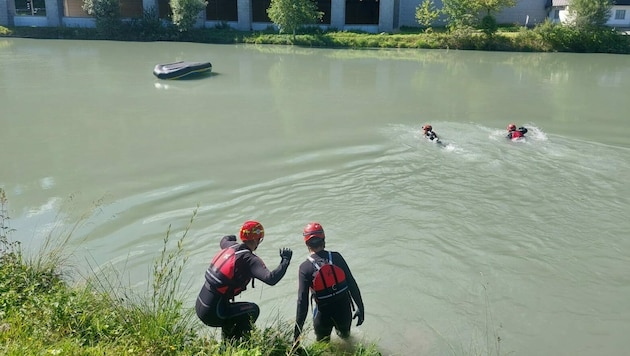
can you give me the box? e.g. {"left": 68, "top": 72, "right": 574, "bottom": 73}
{"left": 82, "top": 0, "right": 122, "bottom": 38}
{"left": 480, "top": 14, "right": 498, "bottom": 36}
{"left": 170, "top": 0, "right": 207, "bottom": 32}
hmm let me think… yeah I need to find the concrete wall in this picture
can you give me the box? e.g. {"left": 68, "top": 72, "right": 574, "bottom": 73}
{"left": 398, "top": 0, "right": 549, "bottom": 29}
{"left": 379, "top": 0, "right": 394, "bottom": 32}
{"left": 0, "top": 1, "right": 7, "bottom": 26}
{"left": 495, "top": 0, "right": 548, "bottom": 26}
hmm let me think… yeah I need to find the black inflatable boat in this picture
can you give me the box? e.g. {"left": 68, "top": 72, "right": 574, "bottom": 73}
{"left": 153, "top": 61, "right": 212, "bottom": 80}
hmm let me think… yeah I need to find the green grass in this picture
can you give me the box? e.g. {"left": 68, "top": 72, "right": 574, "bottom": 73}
{"left": 1, "top": 23, "right": 629, "bottom": 53}
{"left": 0, "top": 188, "right": 381, "bottom": 355}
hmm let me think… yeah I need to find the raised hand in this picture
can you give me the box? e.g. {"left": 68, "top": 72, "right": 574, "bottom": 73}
{"left": 279, "top": 248, "right": 293, "bottom": 262}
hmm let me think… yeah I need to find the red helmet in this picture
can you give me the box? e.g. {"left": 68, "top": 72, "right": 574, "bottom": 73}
{"left": 422, "top": 124, "right": 432, "bottom": 131}
{"left": 507, "top": 123, "right": 516, "bottom": 131}
{"left": 240, "top": 220, "right": 264, "bottom": 242}
{"left": 303, "top": 222, "right": 325, "bottom": 242}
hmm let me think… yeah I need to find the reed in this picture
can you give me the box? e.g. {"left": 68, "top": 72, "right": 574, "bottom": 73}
{"left": 0, "top": 188, "right": 380, "bottom": 355}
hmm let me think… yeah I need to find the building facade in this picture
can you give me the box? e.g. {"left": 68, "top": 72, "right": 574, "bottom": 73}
{"left": 1, "top": 0, "right": 626, "bottom": 33}
{"left": 546, "top": 0, "right": 630, "bottom": 27}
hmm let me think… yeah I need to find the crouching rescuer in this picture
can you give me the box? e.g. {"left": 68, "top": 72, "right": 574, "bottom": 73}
{"left": 195, "top": 220, "right": 293, "bottom": 340}
{"left": 294, "top": 222, "right": 365, "bottom": 342}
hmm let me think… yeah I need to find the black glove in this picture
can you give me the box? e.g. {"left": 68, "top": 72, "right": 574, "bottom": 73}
{"left": 279, "top": 248, "right": 293, "bottom": 263}
{"left": 353, "top": 310, "right": 364, "bottom": 326}
{"left": 225, "top": 235, "right": 237, "bottom": 242}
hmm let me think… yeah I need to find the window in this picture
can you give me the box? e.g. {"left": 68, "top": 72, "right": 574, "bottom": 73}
{"left": 553, "top": 9, "right": 560, "bottom": 20}
{"left": 206, "top": 0, "right": 238, "bottom": 21}
{"left": 345, "top": 0, "right": 379, "bottom": 25}
{"left": 15, "top": 0, "right": 46, "bottom": 16}
{"left": 615, "top": 10, "right": 626, "bottom": 20}
{"left": 252, "top": 0, "right": 271, "bottom": 22}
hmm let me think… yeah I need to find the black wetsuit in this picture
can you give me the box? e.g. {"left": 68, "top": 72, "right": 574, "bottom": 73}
{"left": 294, "top": 250, "right": 364, "bottom": 341}
{"left": 196, "top": 235, "right": 290, "bottom": 339}
{"left": 425, "top": 130, "right": 439, "bottom": 141}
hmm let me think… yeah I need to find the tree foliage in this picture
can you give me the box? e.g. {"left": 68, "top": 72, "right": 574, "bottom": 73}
{"left": 267, "top": 0, "right": 323, "bottom": 38}
{"left": 477, "top": 0, "right": 516, "bottom": 15}
{"left": 568, "top": 0, "right": 613, "bottom": 29}
{"left": 82, "top": 0, "right": 122, "bottom": 36}
{"left": 441, "top": 0, "right": 481, "bottom": 29}
{"left": 436, "top": 0, "right": 517, "bottom": 32}
{"left": 171, "top": 0, "right": 207, "bottom": 32}
{"left": 415, "top": 0, "right": 440, "bottom": 31}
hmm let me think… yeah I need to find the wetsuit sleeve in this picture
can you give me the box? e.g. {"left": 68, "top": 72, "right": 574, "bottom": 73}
{"left": 294, "top": 260, "right": 311, "bottom": 340}
{"left": 220, "top": 235, "right": 238, "bottom": 249}
{"left": 506, "top": 132, "right": 513, "bottom": 139}
{"left": 245, "top": 253, "right": 290, "bottom": 286}
{"left": 333, "top": 252, "right": 365, "bottom": 313}
{"left": 519, "top": 127, "right": 528, "bottom": 134}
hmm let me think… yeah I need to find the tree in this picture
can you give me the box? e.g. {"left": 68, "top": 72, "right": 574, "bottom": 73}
{"left": 267, "top": 0, "right": 323, "bottom": 38}
{"left": 441, "top": 0, "right": 482, "bottom": 30}
{"left": 477, "top": 0, "right": 514, "bottom": 36}
{"left": 171, "top": 0, "right": 207, "bottom": 32}
{"left": 415, "top": 0, "right": 440, "bottom": 31}
{"left": 477, "top": 0, "right": 516, "bottom": 16}
{"left": 82, "top": 0, "right": 122, "bottom": 37}
{"left": 568, "top": 0, "right": 613, "bottom": 29}
{"left": 438, "top": 0, "right": 517, "bottom": 33}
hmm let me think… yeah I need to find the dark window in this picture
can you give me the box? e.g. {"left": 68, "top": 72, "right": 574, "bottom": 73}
{"left": 121, "top": 0, "right": 143, "bottom": 18}
{"left": 158, "top": 0, "right": 172, "bottom": 19}
{"left": 252, "top": 0, "right": 271, "bottom": 23}
{"left": 207, "top": 0, "right": 238, "bottom": 21}
{"left": 317, "top": 0, "right": 331, "bottom": 24}
{"left": 15, "top": 0, "right": 46, "bottom": 16}
{"left": 345, "top": 0, "right": 379, "bottom": 25}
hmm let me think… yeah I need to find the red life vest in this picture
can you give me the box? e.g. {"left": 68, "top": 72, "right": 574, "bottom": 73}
{"left": 511, "top": 130, "right": 524, "bottom": 139}
{"left": 308, "top": 251, "right": 349, "bottom": 303}
{"left": 205, "top": 245, "right": 250, "bottom": 297}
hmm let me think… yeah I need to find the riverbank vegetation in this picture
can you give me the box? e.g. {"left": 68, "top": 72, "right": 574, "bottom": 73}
{"left": 1, "top": 0, "right": 630, "bottom": 53}
{"left": 2, "top": 22, "right": 628, "bottom": 54}
{"left": 0, "top": 188, "right": 380, "bottom": 355}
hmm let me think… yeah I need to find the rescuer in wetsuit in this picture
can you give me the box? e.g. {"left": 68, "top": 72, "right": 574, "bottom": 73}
{"left": 506, "top": 123, "right": 528, "bottom": 140}
{"left": 422, "top": 124, "right": 441, "bottom": 143}
{"left": 294, "top": 222, "right": 365, "bottom": 343}
{"left": 195, "top": 220, "right": 293, "bottom": 340}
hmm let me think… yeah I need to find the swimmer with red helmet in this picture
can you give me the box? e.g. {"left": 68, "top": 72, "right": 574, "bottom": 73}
{"left": 506, "top": 123, "right": 528, "bottom": 140}
{"left": 195, "top": 220, "right": 293, "bottom": 341}
{"left": 422, "top": 124, "right": 442, "bottom": 144}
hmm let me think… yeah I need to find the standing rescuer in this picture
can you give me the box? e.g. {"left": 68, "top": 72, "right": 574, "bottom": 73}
{"left": 294, "top": 222, "right": 365, "bottom": 343}
{"left": 195, "top": 220, "right": 293, "bottom": 340}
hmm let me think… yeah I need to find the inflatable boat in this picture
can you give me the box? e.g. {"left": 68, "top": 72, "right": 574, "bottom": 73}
{"left": 153, "top": 61, "right": 212, "bottom": 80}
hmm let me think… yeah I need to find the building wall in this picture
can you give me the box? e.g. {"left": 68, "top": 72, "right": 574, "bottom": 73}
{"left": 549, "top": 4, "right": 630, "bottom": 27}
{"left": 495, "top": 0, "right": 548, "bottom": 26}
{"left": 607, "top": 5, "right": 630, "bottom": 27}
{"left": 0, "top": 0, "right": 8, "bottom": 26}
{"left": 2, "top": 0, "right": 628, "bottom": 32}
{"left": 397, "top": 0, "right": 548, "bottom": 29}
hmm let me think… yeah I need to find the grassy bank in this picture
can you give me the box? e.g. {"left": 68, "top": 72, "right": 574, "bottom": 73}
{"left": 0, "top": 188, "right": 380, "bottom": 355}
{"left": 1, "top": 22, "right": 630, "bottom": 53}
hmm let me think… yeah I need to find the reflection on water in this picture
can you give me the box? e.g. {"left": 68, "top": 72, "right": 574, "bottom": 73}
{"left": 2, "top": 38, "right": 630, "bottom": 356}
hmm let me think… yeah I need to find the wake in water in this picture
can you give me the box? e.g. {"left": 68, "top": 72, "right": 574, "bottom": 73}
{"left": 488, "top": 123, "right": 548, "bottom": 143}
{"left": 385, "top": 122, "right": 552, "bottom": 155}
